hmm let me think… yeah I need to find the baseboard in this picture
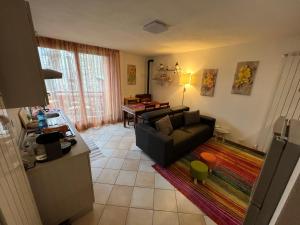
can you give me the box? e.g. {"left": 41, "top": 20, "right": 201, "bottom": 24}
{"left": 224, "top": 139, "right": 266, "bottom": 157}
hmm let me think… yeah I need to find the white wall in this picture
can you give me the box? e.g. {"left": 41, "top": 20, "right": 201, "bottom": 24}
{"left": 150, "top": 37, "right": 300, "bottom": 150}
{"left": 120, "top": 51, "right": 147, "bottom": 99}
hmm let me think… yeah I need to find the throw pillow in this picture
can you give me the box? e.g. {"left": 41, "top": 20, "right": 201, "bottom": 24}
{"left": 155, "top": 115, "right": 173, "bottom": 135}
{"left": 184, "top": 110, "right": 200, "bottom": 126}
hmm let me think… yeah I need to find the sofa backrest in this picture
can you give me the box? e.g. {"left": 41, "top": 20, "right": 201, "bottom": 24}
{"left": 170, "top": 106, "right": 190, "bottom": 114}
{"left": 140, "top": 106, "right": 189, "bottom": 128}
{"left": 141, "top": 108, "right": 171, "bottom": 124}
{"left": 169, "top": 113, "right": 184, "bottom": 129}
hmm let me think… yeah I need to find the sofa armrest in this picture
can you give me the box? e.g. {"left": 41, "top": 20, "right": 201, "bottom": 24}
{"left": 200, "top": 115, "right": 216, "bottom": 128}
{"left": 135, "top": 124, "right": 174, "bottom": 166}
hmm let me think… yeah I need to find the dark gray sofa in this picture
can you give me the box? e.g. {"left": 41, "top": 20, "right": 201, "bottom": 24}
{"left": 135, "top": 107, "right": 216, "bottom": 167}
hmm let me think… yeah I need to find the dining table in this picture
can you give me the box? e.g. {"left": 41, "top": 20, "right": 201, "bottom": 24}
{"left": 121, "top": 101, "right": 169, "bottom": 127}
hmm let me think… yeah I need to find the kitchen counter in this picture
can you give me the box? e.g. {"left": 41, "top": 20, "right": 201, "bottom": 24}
{"left": 26, "top": 110, "right": 90, "bottom": 171}
{"left": 25, "top": 110, "right": 94, "bottom": 225}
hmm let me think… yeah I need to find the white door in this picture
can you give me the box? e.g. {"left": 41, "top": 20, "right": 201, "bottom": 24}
{"left": 0, "top": 96, "right": 42, "bottom": 225}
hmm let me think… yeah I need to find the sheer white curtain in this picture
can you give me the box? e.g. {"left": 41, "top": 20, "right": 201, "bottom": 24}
{"left": 37, "top": 37, "right": 122, "bottom": 130}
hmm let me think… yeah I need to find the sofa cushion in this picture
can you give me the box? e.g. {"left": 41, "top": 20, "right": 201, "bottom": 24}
{"left": 170, "top": 113, "right": 184, "bottom": 129}
{"left": 170, "top": 128, "right": 193, "bottom": 147}
{"left": 170, "top": 124, "right": 210, "bottom": 154}
{"left": 184, "top": 124, "right": 210, "bottom": 138}
{"left": 155, "top": 115, "right": 173, "bottom": 135}
{"left": 184, "top": 110, "right": 200, "bottom": 126}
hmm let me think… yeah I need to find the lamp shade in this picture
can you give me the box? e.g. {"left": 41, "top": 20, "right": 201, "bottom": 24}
{"left": 179, "top": 73, "right": 192, "bottom": 85}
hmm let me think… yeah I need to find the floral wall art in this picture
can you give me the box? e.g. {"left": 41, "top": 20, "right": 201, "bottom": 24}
{"left": 201, "top": 69, "right": 218, "bottom": 97}
{"left": 231, "top": 61, "right": 259, "bottom": 95}
{"left": 127, "top": 64, "right": 136, "bottom": 85}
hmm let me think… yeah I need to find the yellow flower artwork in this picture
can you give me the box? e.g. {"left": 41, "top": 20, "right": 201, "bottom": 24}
{"left": 201, "top": 69, "right": 218, "bottom": 97}
{"left": 232, "top": 61, "right": 259, "bottom": 95}
{"left": 127, "top": 64, "right": 136, "bottom": 85}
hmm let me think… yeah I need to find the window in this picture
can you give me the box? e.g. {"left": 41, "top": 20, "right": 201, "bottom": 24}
{"left": 37, "top": 39, "right": 121, "bottom": 130}
{"left": 78, "top": 53, "right": 105, "bottom": 119}
{"left": 38, "top": 47, "right": 83, "bottom": 121}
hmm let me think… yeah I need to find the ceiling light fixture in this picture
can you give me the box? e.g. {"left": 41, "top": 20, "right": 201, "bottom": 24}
{"left": 143, "top": 20, "right": 168, "bottom": 34}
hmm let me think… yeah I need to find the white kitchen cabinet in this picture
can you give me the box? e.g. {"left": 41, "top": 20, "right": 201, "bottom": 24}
{"left": 26, "top": 115, "right": 94, "bottom": 225}
{"left": 0, "top": 0, "right": 48, "bottom": 108}
{"left": 27, "top": 153, "right": 94, "bottom": 225}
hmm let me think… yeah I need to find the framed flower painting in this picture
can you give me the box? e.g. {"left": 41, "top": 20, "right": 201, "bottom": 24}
{"left": 231, "top": 61, "right": 259, "bottom": 95}
{"left": 127, "top": 64, "right": 136, "bottom": 85}
{"left": 201, "top": 69, "right": 218, "bottom": 97}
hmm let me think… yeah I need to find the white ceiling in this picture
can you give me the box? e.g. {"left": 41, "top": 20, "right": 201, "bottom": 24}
{"left": 28, "top": 0, "right": 300, "bottom": 56}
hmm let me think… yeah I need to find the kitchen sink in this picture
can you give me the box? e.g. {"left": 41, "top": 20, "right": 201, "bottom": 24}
{"left": 46, "top": 112, "right": 60, "bottom": 118}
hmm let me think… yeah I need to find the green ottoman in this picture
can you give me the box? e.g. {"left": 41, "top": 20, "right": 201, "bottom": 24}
{"left": 190, "top": 160, "right": 208, "bottom": 184}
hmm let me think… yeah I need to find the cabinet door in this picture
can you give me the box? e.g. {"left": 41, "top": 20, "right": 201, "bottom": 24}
{"left": 0, "top": 0, "right": 47, "bottom": 108}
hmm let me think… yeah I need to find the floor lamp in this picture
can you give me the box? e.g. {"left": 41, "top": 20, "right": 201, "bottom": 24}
{"left": 179, "top": 73, "right": 191, "bottom": 106}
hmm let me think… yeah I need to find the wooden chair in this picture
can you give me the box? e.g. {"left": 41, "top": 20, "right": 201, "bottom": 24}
{"left": 135, "top": 94, "right": 152, "bottom": 103}
{"left": 124, "top": 97, "right": 139, "bottom": 126}
{"left": 144, "top": 103, "right": 156, "bottom": 111}
{"left": 136, "top": 103, "right": 155, "bottom": 124}
{"left": 159, "top": 102, "right": 170, "bottom": 108}
{"left": 124, "top": 97, "right": 139, "bottom": 105}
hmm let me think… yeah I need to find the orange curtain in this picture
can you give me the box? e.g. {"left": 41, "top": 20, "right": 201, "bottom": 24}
{"left": 37, "top": 37, "right": 122, "bottom": 130}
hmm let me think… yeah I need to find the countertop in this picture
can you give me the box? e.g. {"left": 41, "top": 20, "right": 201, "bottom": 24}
{"left": 25, "top": 110, "right": 90, "bottom": 174}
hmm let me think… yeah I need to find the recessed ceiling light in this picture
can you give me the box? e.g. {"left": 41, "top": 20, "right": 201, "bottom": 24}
{"left": 143, "top": 20, "right": 168, "bottom": 34}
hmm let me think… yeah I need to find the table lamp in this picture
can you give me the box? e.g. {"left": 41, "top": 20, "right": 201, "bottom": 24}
{"left": 179, "top": 73, "right": 191, "bottom": 106}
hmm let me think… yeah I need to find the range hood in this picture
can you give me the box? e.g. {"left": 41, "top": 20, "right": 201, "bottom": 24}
{"left": 42, "top": 69, "right": 62, "bottom": 79}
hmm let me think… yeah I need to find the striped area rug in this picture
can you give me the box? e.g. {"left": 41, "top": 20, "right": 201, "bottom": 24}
{"left": 153, "top": 139, "right": 264, "bottom": 225}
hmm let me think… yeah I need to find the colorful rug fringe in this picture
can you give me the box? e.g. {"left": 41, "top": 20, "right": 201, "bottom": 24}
{"left": 153, "top": 139, "right": 264, "bottom": 225}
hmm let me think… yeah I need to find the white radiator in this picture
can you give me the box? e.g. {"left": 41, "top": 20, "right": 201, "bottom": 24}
{"left": 259, "top": 51, "right": 300, "bottom": 152}
{"left": 0, "top": 97, "right": 42, "bottom": 225}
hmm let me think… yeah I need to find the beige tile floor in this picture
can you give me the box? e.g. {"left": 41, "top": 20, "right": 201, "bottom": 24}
{"left": 75, "top": 123, "right": 217, "bottom": 225}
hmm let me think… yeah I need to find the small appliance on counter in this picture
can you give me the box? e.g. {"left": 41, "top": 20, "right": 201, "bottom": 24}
{"left": 19, "top": 108, "right": 77, "bottom": 169}
{"left": 36, "top": 132, "right": 64, "bottom": 161}
{"left": 22, "top": 131, "right": 76, "bottom": 167}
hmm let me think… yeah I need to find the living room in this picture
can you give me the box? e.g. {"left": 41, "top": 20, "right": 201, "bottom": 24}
{"left": 0, "top": 1, "right": 300, "bottom": 225}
